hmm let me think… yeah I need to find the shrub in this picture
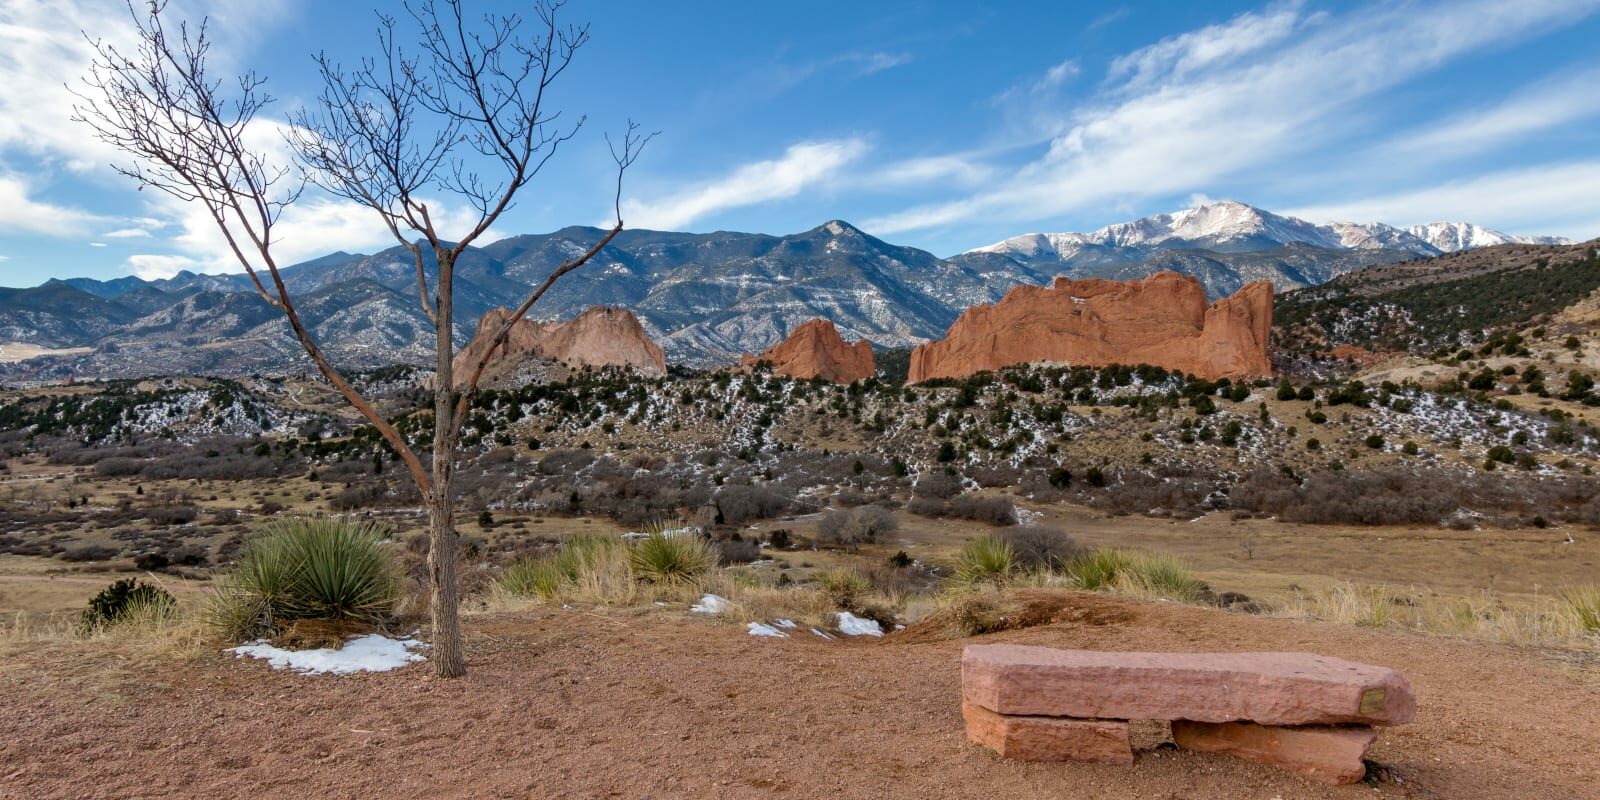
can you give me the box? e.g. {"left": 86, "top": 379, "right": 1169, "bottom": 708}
{"left": 79, "top": 578, "right": 175, "bottom": 634}
{"left": 905, "top": 497, "right": 950, "bottom": 517}
{"left": 714, "top": 484, "right": 793, "bottom": 525}
{"left": 816, "top": 505, "right": 899, "bottom": 548}
{"left": 953, "top": 535, "right": 1016, "bottom": 586}
{"left": 949, "top": 495, "right": 1017, "bottom": 525}
{"left": 716, "top": 537, "right": 760, "bottom": 565}
{"left": 999, "top": 526, "right": 1080, "bottom": 571}
{"left": 630, "top": 531, "right": 718, "bottom": 584}
{"left": 207, "top": 517, "right": 401, "bottom": 643}
{"left": 912, "top": 472, "right": 963, "bottom": 499}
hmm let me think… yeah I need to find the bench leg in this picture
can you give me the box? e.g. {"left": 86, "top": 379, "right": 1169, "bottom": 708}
{"left": 1171, "top": 720, "right": 1378, "bottom": 785}
{"left": 962, "top": 700, "right": 1133, "bottom": 765}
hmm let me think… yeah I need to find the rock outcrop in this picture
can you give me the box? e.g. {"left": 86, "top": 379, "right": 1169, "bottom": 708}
{"left": 907, "top": 272, "right": 1272, "bottom": 383}
{"left": 961, "top": 645, "right": 1416, "bottom": 785}
{"left": 740, "top": 319, "right": 874, "bottom": 383}
{"left": 452, "top": 306, "right": 665, "bottom": 387}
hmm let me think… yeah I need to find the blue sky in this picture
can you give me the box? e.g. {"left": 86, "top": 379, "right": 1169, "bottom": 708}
{"left": 3, "top": 0, "right": 1600, "bottom": 286}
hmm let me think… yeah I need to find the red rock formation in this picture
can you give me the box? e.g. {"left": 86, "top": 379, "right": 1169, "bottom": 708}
{"left": 740, "top": 319, "right": 875, "bottom": 383}
{"left": 452, "top": 306, "right": 665, "bottom": 387}
{"left": 907, "top": 272, "right": 1272, "bottom": 382}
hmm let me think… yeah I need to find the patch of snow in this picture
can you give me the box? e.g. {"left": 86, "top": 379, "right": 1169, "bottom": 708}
{"left": 747, "top": 622, "right": 789, "bottom": 638}
{"left": 811, "top": 628, "right": 835, "bottom": 640}
{"left": 774, "top": 618, "right": 798, "bottom": 629}
{"left": 226, "top": 634, "right": 425, "bottom": 675}
{"left": 691, "top": 594, "right": 729, "bottom": 614}
{"left": 835, "top": 611, "right": 884, "bottom": 637}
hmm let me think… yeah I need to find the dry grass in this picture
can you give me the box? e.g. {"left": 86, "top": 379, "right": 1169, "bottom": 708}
{"left": 1276, "top": 581, "right": 1596, "bottom": 647}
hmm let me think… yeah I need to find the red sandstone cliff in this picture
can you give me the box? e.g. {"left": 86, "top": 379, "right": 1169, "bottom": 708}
{"left": 453, "top": 306, "right": 666, "bottom": 387}
{"left": 907, "top": 272, "right": 1272, "bottom": 383}
{"left": 740, "top": 319, "right": 875, "bottom": 383}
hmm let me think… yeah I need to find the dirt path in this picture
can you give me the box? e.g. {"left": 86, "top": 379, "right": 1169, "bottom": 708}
{"left": 2, "top": 594, "right": 1597, "bottom": 799}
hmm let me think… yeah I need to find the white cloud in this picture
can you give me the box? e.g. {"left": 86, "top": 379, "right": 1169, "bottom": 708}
{"left": 0, "top": 173, "right": 105, "bottom": 236}
{"left": 1105, "top": 2, "right": 1311, "bottom": 93}
{"left": 1285, "top": 160, "right": 1600, "bottom": 239}
{"left": 0, "top": 255, "right": 10, "bottom": 262}
{"left": 126, "top": 253, "right": 199, "bottom": 280}
{"left": 102, "top": 227, "right": 153, "bottom": 239}
{"left": 854, "top": 52, "right": 912, "bottom": 76}
{"left": 867, "top": 155, "right": 994, "bottom": 189}
{"left": 1382, "top": 66, "right": 1600, "bottom": 160}
{"left": 867, "top": 0, "right": 1600, "bottom": 235}
{"left": 621, "top": 139, "right": 868, "bottom": 230}
{"left": 89, "top": 242, "right": 107, "bottom": 247}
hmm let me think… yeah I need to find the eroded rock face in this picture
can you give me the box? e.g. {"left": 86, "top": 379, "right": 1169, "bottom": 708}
{"left": 962, "top": 646, "right": 1416, "bottom": 726}
{"left": 1172, "top": 720, "right": 1377, "bottom": 785}
{"left": 740, "top": 319, "right": 874, "bottom": 383}
{"left": 452, "top": 306, "right": 665, "bottom": 387}
{"left": 908, "top": 272, "right": 1272, "bottom": 383}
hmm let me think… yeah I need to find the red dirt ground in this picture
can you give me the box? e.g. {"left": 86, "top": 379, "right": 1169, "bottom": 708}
{"left": 2, "top": 593, "right": 1597, "bottom": 799}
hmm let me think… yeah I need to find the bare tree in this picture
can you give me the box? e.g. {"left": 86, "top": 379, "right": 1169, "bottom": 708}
{"left": 74, "top": 0, "right": 647, "bottom": 677}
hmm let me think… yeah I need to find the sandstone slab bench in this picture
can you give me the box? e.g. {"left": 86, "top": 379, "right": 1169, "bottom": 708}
{"left": 962, "top": 645, "right": 1415, "bottom": 784}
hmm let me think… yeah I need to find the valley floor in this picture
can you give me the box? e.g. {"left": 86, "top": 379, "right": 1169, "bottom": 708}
{"left": 2, "top": 594, "right": 1596, "bottom": 799}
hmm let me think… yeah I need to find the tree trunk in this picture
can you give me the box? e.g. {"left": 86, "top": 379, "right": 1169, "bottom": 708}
{"left": 428, "top": 248, "right": 466, "bottom": 678}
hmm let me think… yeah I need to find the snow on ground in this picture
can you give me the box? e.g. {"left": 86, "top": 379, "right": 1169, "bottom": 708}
{"left": 747, "top": 622, "right": 789, "bottom": 638}
{"left": 690, "top": 594, "right": 729, "bottom": 614}
{"left": 774, "top": 619, "right": 798, "bottom": 629}
{"left": 836, "top": 612, "right": 884, "bottom": 637}
{"left": 226, "top": 634, "right": 426, "bottom": 675}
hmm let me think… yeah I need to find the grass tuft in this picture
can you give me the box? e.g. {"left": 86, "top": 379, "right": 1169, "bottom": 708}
{"left": 952, "top": 535, "right": 1016, "bottom": 586}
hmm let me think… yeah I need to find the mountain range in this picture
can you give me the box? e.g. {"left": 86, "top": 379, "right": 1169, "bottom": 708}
{"left": 0, "top": 201, "right": 1574, "bottom": 380}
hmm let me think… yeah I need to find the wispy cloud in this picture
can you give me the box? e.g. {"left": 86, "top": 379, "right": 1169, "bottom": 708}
{"left": 621, "top": 139, "right": 868, "bottom": 230}
{"left": 851, "top": 51, "right": 913, "bottom": 76}
{"left": 0, "top": 173, "right": 105, "bottom": 236}
{"left": 1286, "top": 160, "right": 1600, "bottom": 238}
{"left": 866, "top": 0, "right": 1600, "bottom": 235}
{"left": 1379, "top": 66, "right": 1600, "bottom": 161}
{"left": 102, "top": 227, "right": 154, "bottom": 239}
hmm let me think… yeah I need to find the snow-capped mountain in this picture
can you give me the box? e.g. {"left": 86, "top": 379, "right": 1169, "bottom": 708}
{"left": 969, "top": 200, "right": 1566, "bottom": 260}
{"left": 1405, "top": 222, "right": 1571, "bottom": 254}
{"left": 3, "top": 204, "right": 1581, "bottom": 380}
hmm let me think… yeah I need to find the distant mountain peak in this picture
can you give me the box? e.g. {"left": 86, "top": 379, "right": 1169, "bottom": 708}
{"left": 815, "top": 219, "right": 865, "bottom": 237}
{"left": 968, "top": 201, "right": 1567, "bottom": 260}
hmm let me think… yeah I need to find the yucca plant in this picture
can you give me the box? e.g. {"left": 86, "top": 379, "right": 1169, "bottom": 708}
{"left": 953, "top": 535, "right": 1016, "bottom": 586}
{"left": 1067, "top": 547, "right": 1131, "bottom": 591}
{"left": 629, "top": 530, "right": 718, "bottom": 585}
{"left": 207, "top": 517, "right": 401, "bottom": 642}
{"left": 814, "top": 567, "right": 872, "bottom": 609}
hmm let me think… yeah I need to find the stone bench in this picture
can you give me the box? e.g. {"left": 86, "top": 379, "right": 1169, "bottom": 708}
{"left": 962, "top": 645, "right": 1415, "bottom": 785}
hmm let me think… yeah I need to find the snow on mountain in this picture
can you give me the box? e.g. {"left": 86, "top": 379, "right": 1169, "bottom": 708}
{"left": 1405, "top": 222, "right": 1573, "bottom": 253}
{"left": 970, "top": 200, "right": 1564, "bottom": 260}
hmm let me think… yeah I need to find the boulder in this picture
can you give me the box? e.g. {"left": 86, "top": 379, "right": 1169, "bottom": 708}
{"left": 962, "top": 646, "right": 1415, "bottom": 726}
{"left": 452, "top": 306, "right": 665, "bottom": 387}
{"left": 907, "top": 272, "right": 1272, "bottom": 383}
{"left": 962, "top": 701, "right": 1133, "bottom": 765}
{"left": 1172, "top": 720, "right": 1377, "bottom": 785}
{"left": 740, "top": 319, "right": 874, "bottom": 383}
